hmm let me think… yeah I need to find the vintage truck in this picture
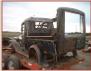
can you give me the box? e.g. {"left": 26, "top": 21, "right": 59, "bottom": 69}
{"left": 2, "top": 7, "right": 86, "bottom": 70}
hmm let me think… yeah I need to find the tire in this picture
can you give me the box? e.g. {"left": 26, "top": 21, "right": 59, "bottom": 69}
{"left": 29, "top": 45, "right": 41, "bottom": 64}
{"left": 5, "top": 55, "right": 21, "bottom": 70}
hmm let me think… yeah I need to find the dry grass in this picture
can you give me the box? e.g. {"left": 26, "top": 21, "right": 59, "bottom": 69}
{"left": 2, "top": 31, "right": 21, "bottom": 38}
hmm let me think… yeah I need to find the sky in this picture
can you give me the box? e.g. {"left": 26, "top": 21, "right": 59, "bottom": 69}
{"left": 3, "top": 2, "right": 90, "bottom": 32}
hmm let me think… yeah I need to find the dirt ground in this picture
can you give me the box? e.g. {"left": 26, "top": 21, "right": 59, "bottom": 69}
{"left": 2, "top": 48, "right": 91, "bottom": 70}
{"left": 50, "top": 50, "right": 91, "bottom": 70}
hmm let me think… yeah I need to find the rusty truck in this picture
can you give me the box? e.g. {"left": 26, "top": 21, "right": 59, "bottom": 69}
{"left": 2, "top": 7, "right": 86, "bottom": 70}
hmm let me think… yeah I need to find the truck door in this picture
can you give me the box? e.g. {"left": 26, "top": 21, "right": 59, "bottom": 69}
{"left": 65, "top": 12, "right": 84, "bottom": 51}
{"left": 57, "top": 7, "right": 85, "bottom": 54}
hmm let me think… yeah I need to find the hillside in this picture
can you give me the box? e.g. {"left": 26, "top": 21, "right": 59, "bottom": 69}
{"left": 2, "top": 31, "right": 21, "bottom": 38}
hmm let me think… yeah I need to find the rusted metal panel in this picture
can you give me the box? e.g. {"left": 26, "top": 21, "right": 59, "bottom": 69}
{"left": 57, "top": 7, "right": 85, "bottom": 15}
{"left": 25, "top": 17, "right": 53, "bottom": 22}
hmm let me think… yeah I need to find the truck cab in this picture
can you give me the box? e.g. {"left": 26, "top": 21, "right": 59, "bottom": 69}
{"left": 20, "top": 7, "right": 86, "bottom": 64}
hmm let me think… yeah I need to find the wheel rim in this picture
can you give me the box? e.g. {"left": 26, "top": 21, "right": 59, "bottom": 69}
{"left": 29, "top": 45, "right": 41, "bottom": 64}
{"left": 29, "top": 49, "right": 38, "bottom": 63}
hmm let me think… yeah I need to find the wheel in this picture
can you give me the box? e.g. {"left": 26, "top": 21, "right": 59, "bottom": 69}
{"left": 29, "top": 45, "right": 50, "bottom": 68}
{"left": 29, "top": 45, "right": 41, "bottom": 64}
{"left": 5, "top": 55, "right": 21, "bottom": 70}
{"left": 72, "top": 50, "right": 77, "bottom": 57}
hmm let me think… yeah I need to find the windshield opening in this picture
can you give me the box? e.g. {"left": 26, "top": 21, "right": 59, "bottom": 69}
{"left": 65, "top": 11, "right": 83, "bottom": 34}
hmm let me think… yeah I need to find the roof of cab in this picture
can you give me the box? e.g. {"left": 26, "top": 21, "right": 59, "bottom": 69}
{"left": 57, "top": 7, "right": 85, "bottom": 15}
{"left": 25, "top": 17, "right": 53, "bottom": 22}
{"left": 22, "top": 17, "right": 53, "bottom": 25}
